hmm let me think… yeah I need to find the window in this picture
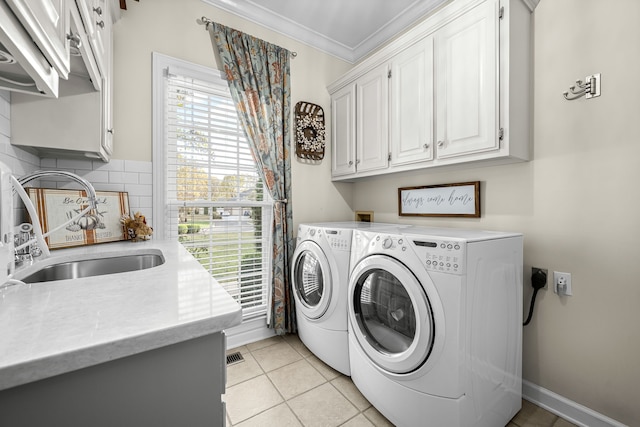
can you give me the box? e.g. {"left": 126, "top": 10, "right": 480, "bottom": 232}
{"left": 153, "top": 53, "right": 272, "bottom": 319}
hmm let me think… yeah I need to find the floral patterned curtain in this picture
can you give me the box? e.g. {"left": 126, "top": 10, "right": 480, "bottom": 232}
{"left": 207, "top": 22, "right": 296, "bottom": 335}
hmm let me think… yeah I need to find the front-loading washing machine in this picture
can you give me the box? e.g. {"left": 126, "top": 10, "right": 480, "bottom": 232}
{"left": 347, "top": 226, "right": 523, "bottom": 427}
{"left": 291, "top": 222, "right": 405, "bottom": 376}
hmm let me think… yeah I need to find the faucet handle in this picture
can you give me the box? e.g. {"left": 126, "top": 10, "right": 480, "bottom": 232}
{"left": 14, "top": 223, "right": 32, "bottom": 248}
{"left": 14, "top": 223, "right": 41, "bottom": 264}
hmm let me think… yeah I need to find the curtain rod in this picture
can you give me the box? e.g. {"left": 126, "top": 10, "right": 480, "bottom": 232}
{"left": 197, "top": 16, "right": 297, "bottom": 58}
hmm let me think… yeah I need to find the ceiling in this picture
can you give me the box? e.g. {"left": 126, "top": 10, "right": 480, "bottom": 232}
{"left": 202, "top": 0, "right": 452, "bottom": 63}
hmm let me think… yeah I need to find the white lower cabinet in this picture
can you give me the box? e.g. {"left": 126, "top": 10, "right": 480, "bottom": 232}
{"left": 329, "top": 0, "right": 534, "bottom": 181}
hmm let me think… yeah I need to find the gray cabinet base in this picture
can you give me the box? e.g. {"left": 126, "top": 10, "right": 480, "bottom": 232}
{"left": 0, "top": 333, "right": 226, "bottom": 427}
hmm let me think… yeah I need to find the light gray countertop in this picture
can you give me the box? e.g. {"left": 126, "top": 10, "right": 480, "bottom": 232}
{"left": 0, "top": 240, "right": 242, "bottom": 391}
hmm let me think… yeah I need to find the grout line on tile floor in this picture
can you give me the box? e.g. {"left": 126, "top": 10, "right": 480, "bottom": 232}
{"left": 226, "top": 335, "right": 576, "bottom": 427}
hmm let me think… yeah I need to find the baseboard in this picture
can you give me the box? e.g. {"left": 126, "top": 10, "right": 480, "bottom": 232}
{"left": 522, "top": 380, "right": 627, "bottom": 427}
{"left": 224, "top": 316, "right": 275, "bottom": 349}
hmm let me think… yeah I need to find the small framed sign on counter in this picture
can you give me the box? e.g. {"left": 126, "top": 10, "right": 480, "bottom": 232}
{"left": 398, "top": 181, "right": 480, "bottom": 218}
{"left": 27, "top": 188, "right": 131, "bottom": 249}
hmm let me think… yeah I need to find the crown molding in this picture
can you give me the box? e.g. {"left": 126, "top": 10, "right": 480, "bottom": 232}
{"left": 201, "top": 0, "right": 451, "bottom": 63}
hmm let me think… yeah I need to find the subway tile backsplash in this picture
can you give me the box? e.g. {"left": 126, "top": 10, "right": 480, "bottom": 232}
{"left": 0, "top": 89, "right": 154, "bottom": 227}
{"left": 37, "top": 158, "right": 154, "bottom": 225}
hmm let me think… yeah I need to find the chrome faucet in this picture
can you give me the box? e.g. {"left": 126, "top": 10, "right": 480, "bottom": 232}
{"left": 12, "top": 170, "right": 98, "bottom": 263}
{"left": 17, "top": 170, "right": 98, "bottom": 209}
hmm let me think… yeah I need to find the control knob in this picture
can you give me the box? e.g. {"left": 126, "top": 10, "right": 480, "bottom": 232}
{"left": 382, "top": 237, "right": 393, "bottom": 249}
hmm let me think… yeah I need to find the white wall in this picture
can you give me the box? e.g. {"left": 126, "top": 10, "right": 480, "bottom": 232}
{"left": 349, "top": 1, "right": 640, "bottom": 425}
{"left": 111, "top": 0, "right": 355, "bottom": 229}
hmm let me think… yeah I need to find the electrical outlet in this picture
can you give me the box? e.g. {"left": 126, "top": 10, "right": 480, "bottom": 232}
{"left": 554, "top": 271, "right": 572, "bottom": 296}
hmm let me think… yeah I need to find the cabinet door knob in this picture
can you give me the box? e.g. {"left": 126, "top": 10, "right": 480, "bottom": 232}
{"left": 423, "top": 143, "right": 430, "bottom": 149}
{"left": 348, "top": 161, "right": 353, "bottom": 166}
{"left": 67, "top": 33, "right": 82, "bottom": 49}
{"left": 107, "top": 128, "right": 114, "bottom": 134}
{"left": 437, "top": 140, "right": 445, "bottom": 147}
{"left": 96, "top": 20, "right": 105, "bottom": 29}
{"left": 356, "top": 159, "right": 361, "bottom": 165}
{"left": 93, "top": 6, "right": 103, "bottom": 15}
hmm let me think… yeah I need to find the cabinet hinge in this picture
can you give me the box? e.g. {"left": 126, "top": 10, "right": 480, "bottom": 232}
{"left": 388, "top": 70, "right": 392, "bottom": 79}
{"left": 499, "top": 6, "right": 504, "bottom": 19}
{"left": 499, "top": 128, "right": 504, "bottom": 141}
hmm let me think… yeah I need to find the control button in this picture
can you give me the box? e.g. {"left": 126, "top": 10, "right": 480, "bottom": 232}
{"left": 402, "top": 246, "right": 406, "bottom": 251}
{"left": 446, "top": 263, "right": 451, "bottom": 267}
{"left": 398, "top": 239, "right": 403, "bottom": 245}
{"left": 310, "top": 229, "right": 316, "bottom": 236}
{"left": 440, "top": 243, "right": 445, "bottom": 248}
{"left": 382, "top": 238, "right": 393, "bottom": 249}
{"left": 454, "top": 244, "right": 460, "bottom": 250}
{"left": 454, "top": 264, "right": 458, "bottom": 269}
{"left": 447, "top": 244, "right": 453, "bottom": 249}
{"left": 439, "top": 262, "right": 444, "bottom": 266}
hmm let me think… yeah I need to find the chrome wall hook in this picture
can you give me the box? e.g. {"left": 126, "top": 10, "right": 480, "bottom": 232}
{"left": 563, "top": 73, "right": 601, "bottom": 101}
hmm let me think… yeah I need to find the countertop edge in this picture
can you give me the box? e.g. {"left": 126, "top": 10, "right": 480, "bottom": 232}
{"left": 0, "top": 307, "right": 242, "bottom": 391}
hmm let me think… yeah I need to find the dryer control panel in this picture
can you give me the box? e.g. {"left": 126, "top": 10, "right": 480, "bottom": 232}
{"left": 321, "top": 229, "right": 351, "bottom": 252}
{"left": 412, "top": 239, "right": 466, "bottom": 274}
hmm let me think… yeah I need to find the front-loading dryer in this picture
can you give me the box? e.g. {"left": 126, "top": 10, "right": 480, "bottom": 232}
{"left": 347, "top": 226, "right": 523, "bottom": 427}
{"left": 291, "top": 222, "right": 404, "bottom": 376}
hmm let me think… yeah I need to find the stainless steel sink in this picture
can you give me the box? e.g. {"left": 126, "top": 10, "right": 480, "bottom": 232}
{"left": 20, "top": 253, "right": 165, "bottom": 284}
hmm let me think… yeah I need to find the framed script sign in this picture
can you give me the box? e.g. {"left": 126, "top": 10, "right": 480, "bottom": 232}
{"left": 398, "top": 181, "right": 480, "bottom": 218}
{"left": 27, "top": 188, "right": 130, "bottom": 249}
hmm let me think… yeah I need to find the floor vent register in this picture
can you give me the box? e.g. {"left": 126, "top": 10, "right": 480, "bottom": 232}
{"left": 226, "top": 351, "right": 245, "bottom": 366}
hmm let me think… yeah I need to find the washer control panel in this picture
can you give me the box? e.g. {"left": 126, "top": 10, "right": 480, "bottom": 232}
{"left": 413, "top": 239, "right": 465, "bottom": 274}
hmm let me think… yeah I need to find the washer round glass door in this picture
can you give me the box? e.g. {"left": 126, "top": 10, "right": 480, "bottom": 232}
{"left": 349, "top": 254, "right": 435, "bottom": 374}
{"left": 292, "top": 240, "right": 332, "bottom": 319}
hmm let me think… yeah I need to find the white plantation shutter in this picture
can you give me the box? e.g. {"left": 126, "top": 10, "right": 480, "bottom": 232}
{"left": 157, "top": 57, "right": 272, "bottom": 319}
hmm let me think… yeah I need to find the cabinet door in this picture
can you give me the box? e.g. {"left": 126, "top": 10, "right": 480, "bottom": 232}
{"left": 6, "top": 0, "right": 70, "bottom": 79}
{"left": 331, "top": 84, "right": 356, "bottom": 177}
{"left": 99, "top": 2, "right": 113, "bottom": 156}
{"left": 92, "top": 0, "right": 109, "bottom": 75}
{"left": 390, "top": 37, "right": 434, "bottom": 166}
{"left": 435, "top": 0, "right": 497, "bottom": 159}
{"left": 356, "top": 63, "right": 389, "bottom": 173}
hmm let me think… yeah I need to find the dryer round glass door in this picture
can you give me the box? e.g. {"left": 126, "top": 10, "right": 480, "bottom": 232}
{"left": 291, "top": 240, "right": 332, "bottom": 319}
{"left": 349, "top": 254, "right": 435, "bottom": 374}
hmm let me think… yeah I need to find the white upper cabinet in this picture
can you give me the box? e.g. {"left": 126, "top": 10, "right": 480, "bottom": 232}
{"left": 390, "top": 37, "right": 434, "bottom": 167}
{"left": 10, "top": 0, "right": 118, "bottom": 162}
{"left": 5, "top": 0, "right": 71, "bottom": 79}
{"left": 434, "top": 0, "right": 497, "bottom": 160}
{"left": 328, "top": 0, "right": 535, "bottom": 181}
{"left": 356, "top": 63, "right": 389, "bottom": 173}
{"left": 331, "top": 64, "right": 389, "bottom": 177}
{"left": 331, "top": 84, "right": 356, "bottom": 177}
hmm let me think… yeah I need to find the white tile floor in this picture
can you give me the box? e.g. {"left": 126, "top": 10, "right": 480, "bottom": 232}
{"left": 225, "top": 335, "right": 577, "bottom": 427}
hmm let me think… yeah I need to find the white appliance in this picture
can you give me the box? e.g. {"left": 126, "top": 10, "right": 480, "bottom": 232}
{"left": 347, "top": 226, "right": 523, "bottom": 427}
{"left": 291, "top": 222, "right": 405, "bottom": 375}
{"left": 0, "top": 161, "right": 14, "bottom": 286}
